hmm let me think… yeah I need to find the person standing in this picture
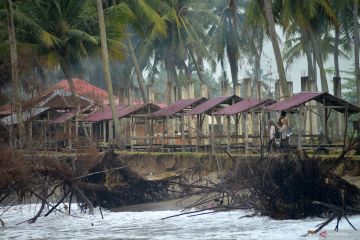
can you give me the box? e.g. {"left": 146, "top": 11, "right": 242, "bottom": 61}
{"left": 267, "top": 120, "right": 277, "bottom": 153}
{"left": 279, "top": 112, "right": 290, "bottom": 146}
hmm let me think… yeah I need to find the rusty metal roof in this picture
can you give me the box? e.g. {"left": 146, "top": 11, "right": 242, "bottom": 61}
{"left": 214, "top": 99, "right": 274, "bottom": 115}
{"left": 84, "top": 105, "right": 127, "bottom": 122}
{"left": 187, "top": 95, "right": 242, "bottom": 115}
{"left": 49, "top": 112, "right": 76, "bottom": 124}
{"left": 266, "top": 92, "right": 360, "bottom": 114}
{"left": 84, "top": 103, "right": 160, "bottom": 122}
{"left": 152, "top": 98, "right": 207, "bottom": 117}
{"left": 24, "top": 90, "right": 93, "bottom": 110}
{"left": 47, "top": 78, "right": 112, "bottom": 104}
{"left": 118, "top": 103, "right": 160, "bottom": 118}
{"left": 266, "top": 92, "right": 322, "bottom": 112}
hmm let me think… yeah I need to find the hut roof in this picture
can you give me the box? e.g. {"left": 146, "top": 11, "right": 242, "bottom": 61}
{"left": 83, "top": 105, "right": 127, "bottom": 122}
{"left": 1, "top": 90, "right": 94, "bottom": 125}
{"left": 152, "top": 98, "right": 206, "bottom": 117}
{"left": 117, "top": 103, "right": 160, "bottom": 118}
{"left": 24, "top": 89, "right": 93, "bottom": 110}
{"left": 0, "top": 107, "right": 49, "bottom": 125}
{"left": 186, "top": 95, "right": 242, "bottom": 115}
{"left": 83, "top": 103, "right": 160, "bottom": 122}
{"left": 49, "top": 112, "right": 76, "bottom": 124}
{"left": 213, "top": 99, "right": 274, "bottom": 115}
{"left": 266, "top": 92, "right": 360, "bottom": 114}
{"left": 47, "top": 78, "right": 112, "bottom": 104}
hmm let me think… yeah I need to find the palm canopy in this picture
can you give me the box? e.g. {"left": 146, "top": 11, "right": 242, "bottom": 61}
{"left": 13, "top": 0, "right": 127, "bottom": 76}
{"left": 208, "top": 0, "right": 247, "bottom": 93}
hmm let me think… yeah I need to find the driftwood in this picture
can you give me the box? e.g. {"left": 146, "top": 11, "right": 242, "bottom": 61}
{"left": 162, "top": 137, "right": 360, "bottom": 235}
{"left": 0, "top": 145, "right": 175, "bottom": 224}
{"left": 1, "top": 136, "right": 360, "bottom": 235}
{"left": 84, "top": 150, "right": 174, "bottom": 208}
{"left": 0, "top": 144, "right": 101, "bottom": 223}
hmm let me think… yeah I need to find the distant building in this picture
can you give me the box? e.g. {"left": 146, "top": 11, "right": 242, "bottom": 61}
{"left": 47, "top": 78, "right": 119, "bottom": 106}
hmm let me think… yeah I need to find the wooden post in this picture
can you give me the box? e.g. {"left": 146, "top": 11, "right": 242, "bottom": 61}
{"left": 68, "top": 122, "right": 72, "bottom": 149}
{"left": 301, "top": 76, "right": 310, "bottom": 92}
{"left": 343, "top": 106, "right": 349, "bottom": 151}
{"left": 287, "top": 81, "right": 293, "bottom": 96}
{"left": 103, "top": 121, "right": 106, "bottom": 143}
{"left": 89, "top": 122, "right": 93, "bottom": 139}
{"left": 181, "top": 114, "right": 185, "bottom": 152}
{"left": 130, "top": 117, "right": 134, "bottom": 152}
{"left": 226, "top": 115, "right": 231, "bottom": 152}
{"left": 196, "top": 115, "right": 200, "bottom": 152}
{"left": 297, "top": 106, "right": 304, "bottom": 150}
{"left": 235, "top": 114, "right": 239, "bottom": 144}
{"left": 243, "top": 78, "right": 251, "bottom": 98}
{"left": 188, "top": 81, "right": 195, "bottom": 98}
{"left": 235, "top": 83, "right": 241, "bottom": 96}
{"left": 75, "top": 117, "right": 79, "bottom": 137}
{"left": 222, "top": 81, "right": 229, "bottom": 96}
{"left": 108, "top": 119, "right": 113, "bottom": 141}
{"left": 211, "top": 112, "right": 215, "bottom": 154}
{"left": 322, "top": 99, "right": 328, "bottom": 144}
{"left": 161, "top": 118, "right": 166, "bottom": 152}
{"left": 150, "top": 118, "right": 154, "bottom": 149}
{"left": 244, "top": 113, "right": 248, "bottom": 154}
{"left": 29, "top": 121, "right": 33, "bottom": 143}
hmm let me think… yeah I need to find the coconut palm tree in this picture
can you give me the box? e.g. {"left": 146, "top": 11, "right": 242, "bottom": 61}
{"left": 278, "top": 0, "right": 338, "bottom": 93}
{"left": 13, "top": 0, "right": 128, "bottom": 138}
{"left": 96, "top": 0, "right": 122, "bottom": 143}
{"left": 208, "top": 0, "right": 244, "bottom": 94}
{"left": 330, "top": 0, "right": 352, "bottom": 79}
{"left": 354, "top": 0, "right": 360, "bottom": 106}
{"left": 259, "top": 0, "right": 289, "bottom": 97}
{"left": 5, "top": 0, "right": 25, "bottom": 146}
{"left": 110, "top": 0, "right": 168, "bottom": 103}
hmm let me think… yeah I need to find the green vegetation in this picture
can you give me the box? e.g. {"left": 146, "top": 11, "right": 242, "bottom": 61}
{"left": 0, "top": 0, "right": 359, "bottom": 106}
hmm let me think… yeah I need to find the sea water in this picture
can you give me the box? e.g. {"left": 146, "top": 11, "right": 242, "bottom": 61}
{"left": 1, "top": 204, "right": 360, "bottom": 239}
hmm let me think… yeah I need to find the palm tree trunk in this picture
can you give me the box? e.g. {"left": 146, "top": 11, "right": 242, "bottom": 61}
{"left": 251, "top": 50, "right": 262, "bottom": 97}
{"left": 354, "top": 0, "right": 360, "bottom": 106}
{"left": 220, "top": 58, "right": 229, "bottom": 94}
{"left": 96, "top": 0, "right": 122, "bottom": 143}
{"left": 165, "top": 59, "right": 173, "bottom": 105}
{"left": 312, "top": 51, "right": 318, "bottom": 90}
{"left": 305, "top": 47, "right": 314, "bottom": 82}
{"left": 189, "top": 48, "right": 206, "bottom": 85}
{"left": 262, "top": 0, "right": 289, "bottom": 97}
{"left": 60, "top": 62, "right": 89, "bottom": 139}
{"left": 6, "top": 0, "right": 26, "bottom": 147}
{"left": 309, "top": 30, "right": 328, "bottom": 92}
{"left": 334, "top": 27, "right": 340, "bottom": 78}
{"left": 227, "top": 49, "right": 238, "bottom": 94}
{"left": 126, "top": 35, "right": 148, "bottom": 103}
{"left": 170, "top": 63, "right": 181, "bottom": 100}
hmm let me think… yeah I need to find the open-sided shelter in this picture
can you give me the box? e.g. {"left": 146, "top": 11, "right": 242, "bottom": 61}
{"left": 83, "top": 103, "right": 160, "bottom": 145}
{"left": 0, "top": 89, "right": 95, "bottom": 149}
{"left": 265, "top": 92, "right": 360, "bottom": 150}
{"left": 186, "top": 95, "right": 243, "bottom": 152}
{"left": 214, "top": 98, "right": 275, "bottom": 152}
{"left": 151, "top": 98, "right": 207, "bottom": 151}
